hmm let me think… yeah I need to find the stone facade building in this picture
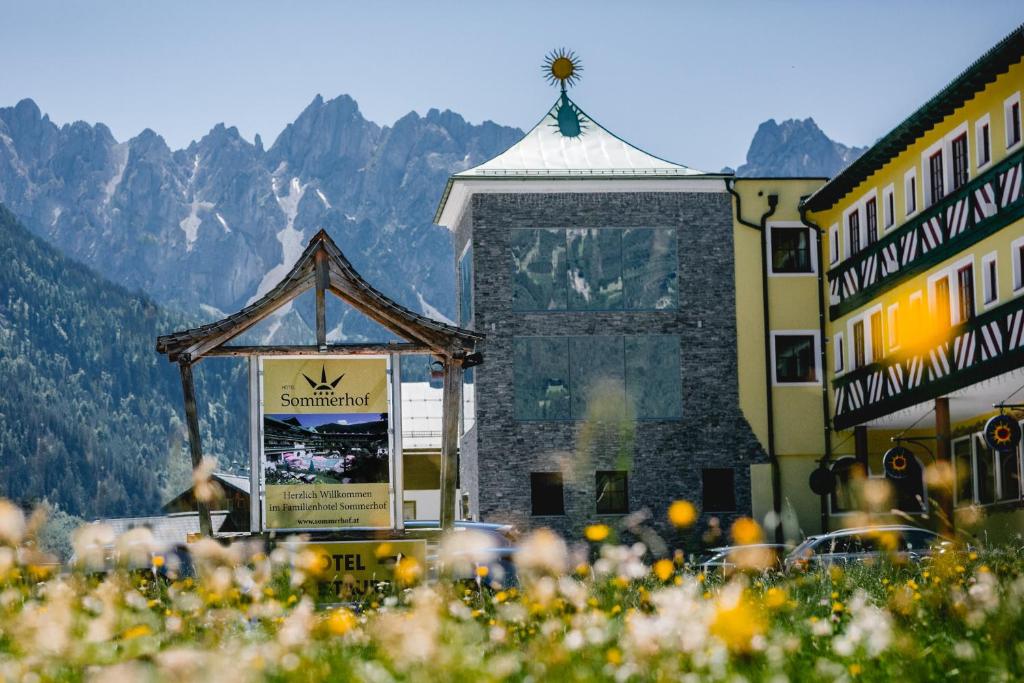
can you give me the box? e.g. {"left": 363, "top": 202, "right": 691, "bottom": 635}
{"left": 435, "top": 94, "right": 767, "bottom": 536}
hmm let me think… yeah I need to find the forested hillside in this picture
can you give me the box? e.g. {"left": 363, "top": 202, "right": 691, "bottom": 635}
{"left": 0, "top": 205, "right": 246, "bottom": 519}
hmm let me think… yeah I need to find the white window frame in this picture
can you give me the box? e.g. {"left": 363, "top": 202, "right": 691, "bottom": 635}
{"left": 770, "top": 330, "right": 822, "bottom": 387}
{"left": 1013, "top": 235, "right": 1024, "bottom": 295}
{"left": 927, "top": 254, "right": 975, "bottom": 326}
{"left": 882, "top": 183, "right": 896, "bottom": 231}
{"left": 975, "top": 114, "right": 992, "bottom": 170}
{"left": 840, "top": 189, "right": 878, "bottom": 258}
{"left": 842, "top": 203, "right": 860, "bottom": 259}
{"left": 829, "top": 223, "right": 840, "bottom": 265}
{"left": 904, "top": 168, "right": 918, "bottom": 217}
{"left": 981, "top": 251, "right": 999, "bottom": 309}
{"left": 767, "top": 221, "right": 818, "bottom": 277}
{"left": 833, "top": 332, "right": 845, "bottom": 374}
{"left": 846, "top": 303, "right": 884, "bottom": 369}
{"left": 887, "top": 302, "right": 901, "bottom": 351}
{"left": 1005, "top": 91, "right": 1022, "bottom": 151}
{"left": 920, "top": 122, "right": 969, "bottom": 208}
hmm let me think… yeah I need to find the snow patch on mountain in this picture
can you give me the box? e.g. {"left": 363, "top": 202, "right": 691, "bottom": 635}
{"left": 103, "top": 143, "right": 129, "bottom": 204}
{"left": 180, "top": 198, "right": 215, "bottom": 251}
{"left": 416, "top": 290, "right": 454, "bottom": 325}
{"left": 251, "top": 177, "right": 307, "bottom": 301}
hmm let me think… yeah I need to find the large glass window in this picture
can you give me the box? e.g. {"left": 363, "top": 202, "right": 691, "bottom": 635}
{"left": 513, "top": 337, "right": 571, "bottom": 420}
{"left": 770, "top": 227, "right": 813, "bottom": 273}
{"left": 954, "top": 436, "right": 974, "bottom": 505}
{"left": 975, "top": 435, "right": 997, "bottom": 505}
{"left": 595, "top": 471, "right": 629, "bottom": 514}
{"left": 774, "top": 334, "right": 817, "bottom": 383}
{"left": 458, "top": 245, "right": 474, "bottom": 326}
{"left": 511, "top": 229, "right": 567, "bottom": 311}
{"left": 622, "top": 228, "right": 677, "bottom": 308}
{"left": 625, "top": 336, "right": 683, "bottom": 419}
{"left": 512, "top": 228, "right": 677, "bottom": 311}
{"left": 513, "top": 335, "right": 681, "bottom": 421}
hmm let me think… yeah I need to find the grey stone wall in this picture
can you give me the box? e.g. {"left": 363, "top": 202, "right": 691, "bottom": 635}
{"left": 453, "top": 191, "right": 766, "bottom": 541}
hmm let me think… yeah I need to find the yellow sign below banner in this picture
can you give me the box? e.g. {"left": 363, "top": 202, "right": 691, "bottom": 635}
{"left": 291, "top": 539, "right": 427, "bottom": 600}
{"left": 260, "top": 356, "right": 393, "bottom": 530}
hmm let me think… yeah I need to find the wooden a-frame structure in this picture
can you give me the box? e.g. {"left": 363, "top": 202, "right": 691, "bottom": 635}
{"left": 156, "top": 229, "right": 483, "bottom": 536}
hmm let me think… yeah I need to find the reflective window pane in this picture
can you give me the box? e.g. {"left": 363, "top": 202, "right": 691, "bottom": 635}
{"left": 511, "top": 229, "right": 567, "bottom": 311}
{"left": 566, "top": 229, "right": 623, "bottom": 310}
{"left": 953, "top": 437, "right": 974, "bottom": 505}
{"left": 459, "top": 245, "right": 473, "bottom": 326}
{"left": 975, "top": 436, "right": 996, "bottom": 504}
{"left": 513, "top": 337, "right": 571, "bottom": 420}
{"left": 623, "top": 228, "right": 677, "bottom": 309}
{"left": 625, "top": 335, "right": 682, "bottom": 419}
{"left": 569, "top": 336, "right": 625, "bottom": 419}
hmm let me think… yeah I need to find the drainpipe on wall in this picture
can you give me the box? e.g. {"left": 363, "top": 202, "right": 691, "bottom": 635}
{"left": 726, "top": 179, "right": 783, "bottom": 544}
{"left": 799, "top": 202, "right": 833, "bottom": 535}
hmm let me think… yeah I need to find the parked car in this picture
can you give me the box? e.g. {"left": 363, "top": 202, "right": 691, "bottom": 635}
{"left": 784, "top": 525, "right": 941, "bottom": 572}
{"left": 696, "top": 543, "right": 792, "bottom": 575}
{"left": 408, "top": 520, "right": 518, "bottom": 588}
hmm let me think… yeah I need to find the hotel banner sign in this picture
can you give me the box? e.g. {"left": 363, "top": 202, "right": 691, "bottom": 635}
{"left": 259, "top": 356, "right": 393, "bottom": 531}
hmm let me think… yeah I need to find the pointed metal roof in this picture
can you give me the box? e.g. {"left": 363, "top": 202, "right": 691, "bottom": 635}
{"left": 456, "top": 94, "right": 708, "bottom": 178}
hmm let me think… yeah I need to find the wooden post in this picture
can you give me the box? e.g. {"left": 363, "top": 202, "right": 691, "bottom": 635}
{"left": 854, "top": 425, "right": 869, "bottom": 471}
{"left": 179, "top": 359, "right": 213, "bottom": 537}
{"left": 439, "top": 358, "right": 463, "bottom": 530}
{"left": 315, "top": 250, "right": 328, "bottom": 351}
{"left": 935, "top": 397, "right": 954, "bottom": 537}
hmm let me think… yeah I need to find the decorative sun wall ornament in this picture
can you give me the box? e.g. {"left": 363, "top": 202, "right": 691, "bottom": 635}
{"left": 543, "top": 48, "right": 586, "bottom": 138}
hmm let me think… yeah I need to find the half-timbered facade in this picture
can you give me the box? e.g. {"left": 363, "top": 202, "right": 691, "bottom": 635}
{"left": 804, "top": 25, "right": 1024, "bottom": 540}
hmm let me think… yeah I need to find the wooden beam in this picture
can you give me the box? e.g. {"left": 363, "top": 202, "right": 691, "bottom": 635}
{"left": 178, "top": 359, "right": 213, "bottom": 537}
{"left": 204, "top": 343, "right": 432, "bottom": 357}
{"left": 315, "top": 249, "right": 328, "bottom": 351}
{"left": 439, "top": 359, "right": 463, "bottom": 530}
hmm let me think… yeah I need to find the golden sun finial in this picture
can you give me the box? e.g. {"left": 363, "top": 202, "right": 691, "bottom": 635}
{"left": 543, "top": 48, "right": 583, "bottom": 91}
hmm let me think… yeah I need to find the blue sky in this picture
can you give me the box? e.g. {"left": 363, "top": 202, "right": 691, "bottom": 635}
{"left": 2, "top": 2, "right": 1021, "bottom": 172}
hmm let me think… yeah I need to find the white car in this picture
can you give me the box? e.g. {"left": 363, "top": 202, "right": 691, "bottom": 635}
{"left": 784, "top": 525, "right": 941, "bottom": 572}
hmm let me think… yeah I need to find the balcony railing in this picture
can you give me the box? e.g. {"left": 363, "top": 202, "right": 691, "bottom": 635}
{"left": 831, "top": 292, "right": 1024, "bottom": 430}
{"left": 827, "top": 147, "right": 1024, "bottom": 319}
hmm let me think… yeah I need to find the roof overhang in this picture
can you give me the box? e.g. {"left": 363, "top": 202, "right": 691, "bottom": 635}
{"left": 435, "top": 174, "right": 730, "bottom": 229}
{"left": 804, "top": 24, "right": 1024, "bottom": 213}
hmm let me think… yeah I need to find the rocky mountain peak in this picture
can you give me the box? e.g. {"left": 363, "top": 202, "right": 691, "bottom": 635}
{"left": 736, "top": 117, "right": 865, "bottom": 178}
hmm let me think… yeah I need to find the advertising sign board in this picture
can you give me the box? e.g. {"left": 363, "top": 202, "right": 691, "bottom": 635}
{"left": 260, "top": 356, "right": 394, "bottom": 531}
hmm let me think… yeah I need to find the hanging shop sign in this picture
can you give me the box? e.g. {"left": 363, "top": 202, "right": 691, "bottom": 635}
{"left": 286, "top": 539, "right": 426, "bottom": 600}
{"left": 809, "top": 464, "right": 837, "bottom": 496}
{"left": 882, "top": 446, "right": 914, "bottom": 480}
{"left": 983, "top": 414, "right": 1022, "bottom": 452}
{"left": 260, "top": 356, "right": 393, "bottom": 531}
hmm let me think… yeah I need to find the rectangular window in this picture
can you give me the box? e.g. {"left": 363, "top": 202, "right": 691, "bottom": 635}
{"left": 514, "top": 335, "right": 681, "bottom": 421}
{"left": 531, "top": 472, "right": 565, "bottom": 516}
{"left": 975, "top": 436, "right": 996, "bottom": 505}
{"left": 905, "top": 171, "right": 918, "bottom": 216}
{"left": 829, "top": 224, "right": 840, "bottom": 265}
{"left": 1007, "top": 94, "right": 1022, "bottom": 148}
{"left": 702, "top": 468, "right": 736, "bottom": 512}
{"left": 870, "top": 310, "right": 884, "bottom": 361}
{"left": 983, "top": 254, "right": 999, "bottom": 305}
{"left": 999, "top": 444, "right": 1021, "bottom": 502}
{"left": 1015, "top": 240, "right": 1024, "bottom": 292}
{"left": 951, "top": 133, "right": 969, "bottom": 190}
{"left": 514, "top": 337, "right": 571, "bottom": 420}
{"left": 458, "top": 245, "right": 473, "bottom": 327}
{"left": 770, "top": 226, "right": 813, "bottom": 273}
{"left": 928, "top": 150, "right": 945, "bottom": 205}
{"left": 957, "top": 264, "right": 975, "bottom": 322}
{"left": 852, "top": 320, "right": 866, "bottom": 369}
{"left": 887, "top": 304, "right": 900, "bottom": 349}
{"left": 566, "top": 228, "right": 623, "bottom": 311}
{"left": 953, "top": 437, "right": 974, "bottom": 505}
{"left": 462, "top": 367, "right": 475, "bottom": 434}
{"left": 834, "top": 333, "right": 845, "bottom": 373}
{"left": 976, "top": 118, "right": 991, "bottom": 167}
{"left": 865, "top": 197, "right": 878, "bottom": 246}
{"left": 595, "top": 471, "right": 629, "bottom": 514}
{"left": 511, "top": 229, "right": 568, "bottom": 311}
{"left": 934, "top": 277, "right": 952, "bottom": 329}
{"left": 883, "top": 185, "right": 895, "bottom": 230}
{"left": 848, "top": 210, "right": 861, "bottom": 256}
{"left": 773, "top": 334, "right": 818, "bottom": 383}
{"left": 622, "top": 228, "right": 678, "bottom": 309}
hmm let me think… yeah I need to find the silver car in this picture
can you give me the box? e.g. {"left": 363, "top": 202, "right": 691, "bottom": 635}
{"left": 697, "top": 544, "right": 792, "bottom": 575}
{"left": 784, "top": 525, "right": 941, "bottom": 572}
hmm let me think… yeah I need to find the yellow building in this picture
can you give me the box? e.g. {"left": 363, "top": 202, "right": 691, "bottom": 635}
{"left": 798, "top": 25, "right": 1024, "bottom": 541}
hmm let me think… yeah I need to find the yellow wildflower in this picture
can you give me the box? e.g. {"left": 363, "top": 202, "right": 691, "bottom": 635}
{"left": 607, "top": 648, "right": 622, "bottom": 665}
{"left": 667, "top": 500, "right": 697, "bottom": 528}
{"left": 730, "top": 517, "right": 763, "bottom": 545}
{"left": 327, "top": 608, "right": 357, "bottom": 636}
{"left": 653, "top": 559, "right": 674, "bottom": 582}
{"left": 764, "top": 587, "right": 787, "bottom": 609}
{"left": 584, "top": 524, "right": 610, "bottom": 542}
{"left": 122, "top": 624, "right": 152, "bottom": 640}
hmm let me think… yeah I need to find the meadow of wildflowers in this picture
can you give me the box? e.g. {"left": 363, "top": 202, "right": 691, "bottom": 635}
{"left": 0, "top": 498, "right": 1022, "bottom": 683}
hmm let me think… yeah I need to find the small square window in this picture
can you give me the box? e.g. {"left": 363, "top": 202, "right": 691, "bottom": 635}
{"left": 702, "top": 468, "right": 736, "bottom": 512}
{"left": 770, "top": 226, "right": 813, "bottom": 274}
{"left": 531, "top": 472, "right": 564, "bottom": 516}
{"left": 595, "top": 470, "right": 629, "bottom": 515}
{"left": 774, "top": 334, "right": 818, "bottom": 383}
